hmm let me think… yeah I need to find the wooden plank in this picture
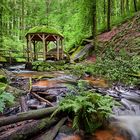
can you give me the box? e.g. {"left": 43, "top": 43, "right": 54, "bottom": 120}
{"left": 33, "top": 41, "right": 37, "bottom": 61}
{"left": 61, "top": 39, "right": 64, "bottom": 59}
{"left": 42, "top": 34, "right": 46, "bottom": 61}
{"left": 27, "top": 36, "right": 30, "bottom": 62}
{"left": 29, "top": 34, "right": 33, "bottom": 62}
{"left": 38, "top": 34, "right": 43, "bottom": 40}
{"left": 56, "top": 37, "right": 60, "bottom": 60}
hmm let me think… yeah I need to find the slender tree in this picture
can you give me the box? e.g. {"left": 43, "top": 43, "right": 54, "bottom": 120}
{"left": 0, "top": 0, "right": 3, "bottom": 48}
{"left": 126, "top": 0, "right": 129, "bottom": 13}
{"left": 120, "top": 0, "right": 124, "bottom": 15}
{"left": 103, "top": 0, "right": 106, "bottom": 24}
{"left": 92, "top": 0, "right": 96, "bottom": 40}
{"left": 21, "top": 0, "right": 25, "bottom": 39}
{"left": 107, "top": 0, "right": 111, "bottom": 31}
{"left": 133, "top": 0, "right": 137, "bottom": 12}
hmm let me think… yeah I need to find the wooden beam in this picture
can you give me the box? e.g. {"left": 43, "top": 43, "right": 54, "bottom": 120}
{"left": 56, "top": 37, "right": 60, "bottom": 60}
{"left": 27, "top": 37, "right": 30, "bottom": 62}
{"left": 45, "top": 35, "right": 49, "bottom": 40}
{"left": 61, "top": 39, "right": 64, "bottom": 59}
{"left": 30, "top": 35, "right": 35, "bottom": 40}
{"left": 33, "top": 41, "right": 37, "bottom": 61}
{"left": 29, "top": 35, "right": 33, "bottom": 62}
{"left": 53, "top": 35, "right": 57, "bottom": 40}
{"left": 42, "top": 34, "right": 46, "bottom": 61}
{"left": 38, "top": 34, "right": 43, "bottom": 40}
{"left": 45, "top": 41, "right": 48, "bottom": 60}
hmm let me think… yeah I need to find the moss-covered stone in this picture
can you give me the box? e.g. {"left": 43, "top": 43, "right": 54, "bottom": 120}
{"left": 0, "top": 75, "right": 7, "bottom": 84}
{"left": 0, "top": 82, "right": 7, "bottom": 90}
{"left": 32, "top": 60, "right": 69, "bottom": 71}
{"left": 0, "top": 56, "right": 7, "bottom": 62}
{"left": 26, "top": 26, "right": 63, "bottom": 37}
{"left": 70, "top": 44, "right": 92, "bottom": 62}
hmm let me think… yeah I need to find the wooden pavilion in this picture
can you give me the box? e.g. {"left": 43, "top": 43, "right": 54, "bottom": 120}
{"left": 25, "top": 26, "right": 64, "bottom": 62}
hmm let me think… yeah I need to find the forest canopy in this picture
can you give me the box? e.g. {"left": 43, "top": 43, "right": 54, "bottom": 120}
{"left": 0, "top": 0, "right": 140, "bottom": 51}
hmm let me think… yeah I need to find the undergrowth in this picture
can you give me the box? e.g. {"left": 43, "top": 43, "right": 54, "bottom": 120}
{"left": 52, "top": 82, "right": 119, "bottom": 133}
{"left": 70, "top": 48, "right": 140, "bottom": 85}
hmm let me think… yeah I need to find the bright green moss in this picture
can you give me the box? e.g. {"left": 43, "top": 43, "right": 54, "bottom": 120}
{"left": 26, "top": 26, "right": 63, "bottom": 37}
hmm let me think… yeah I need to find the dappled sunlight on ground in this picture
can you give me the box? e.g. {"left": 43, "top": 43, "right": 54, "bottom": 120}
{"left": 32, "top": 80, "right": 59, "bottom": 87}
{"left": 84, "top": 76, "right": 109, "bottom": 88}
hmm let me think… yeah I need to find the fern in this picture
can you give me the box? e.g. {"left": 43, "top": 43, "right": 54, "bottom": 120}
{"left": 53, "top": 90, "right": 119, "bottom": 133}
{"left": 0, "top": 89, "right": 14, "bottom": 113}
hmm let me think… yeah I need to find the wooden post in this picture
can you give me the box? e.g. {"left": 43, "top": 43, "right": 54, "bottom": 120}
{"left": 45, "top": 41, "right": 48, "bottom": 60}
{"left": 42, "top": 34, "right": 46, "bottom": 61}
{"left": 36, "top": 42, "right": 38, "bottom": 60}
{"left": 27, "top": 37, "right": 30, "bottom": 62}
{"left": 61, "top": 39, "right": 64, "bottom": 59}
{"left": 33, "top": 41, "right": 37, "bottom": 61}
{"left": 29, "top": 35, "right": 32, "bottom": 62}
{"left": 56, "top": 37, "right": 60, "bottom": 60}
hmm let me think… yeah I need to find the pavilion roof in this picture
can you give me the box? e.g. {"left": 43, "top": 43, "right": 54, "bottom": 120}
{"left": 25, "top": 26, "right": 63, "bottom": 38}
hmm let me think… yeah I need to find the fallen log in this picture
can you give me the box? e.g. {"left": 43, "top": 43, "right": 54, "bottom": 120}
{"left": 0, "top": 106, "right": 57, "bottom": 127}
{"left": 37, "top": 117, "right": 67, "bottom": 140}
{"left": 0, "top": 117, "right": 59, "bottom": 140}
{"left": 32, "top": 92, "right": 54, "bottom": 107}
{"left": 32, "top": 86, "right": 66, "bottom": 92}
{"left": 20, "top": 96, "right": 28, "bottom": 112}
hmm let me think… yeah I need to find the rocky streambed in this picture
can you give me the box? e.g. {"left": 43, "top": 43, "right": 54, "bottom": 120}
{"left": 0, "top": 64, "right": 140, "bottom": 140}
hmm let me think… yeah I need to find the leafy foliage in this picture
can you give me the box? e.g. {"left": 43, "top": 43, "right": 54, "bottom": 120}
{"left": 0, "top": 78, "right": 14, "bottom": 113}
{"left": 2, "top": 0, "right": 139, "bottom": 52}
{"left": 69, "top": 47, "right": 140, "bottom": 85}
{"left": 32, "top": 61, "right": 68, "bottom": 71}
{"left": 54, "top": 91, "right": 118, "bottom": 133}
{"left": 0, "top": 90, "right": 14, "bottom": 113}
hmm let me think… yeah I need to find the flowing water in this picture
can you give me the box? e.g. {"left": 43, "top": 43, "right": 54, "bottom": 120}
{"left": 111, "top": 116, "right": 140, "bottom": 140}
{"left": 8, "top": 65, "right": 140, "bottom": 140}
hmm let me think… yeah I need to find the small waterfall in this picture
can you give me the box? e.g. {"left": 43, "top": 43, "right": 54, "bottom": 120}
{"left": 112, "top": 116, "right": 140, "bottom": 140}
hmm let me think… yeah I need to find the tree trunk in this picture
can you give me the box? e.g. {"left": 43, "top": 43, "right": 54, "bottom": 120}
{"left": 103, "top": 0, "right": 106, "bottom": 24}
{"left": 120, "top": 0, "right": 124, "bottom": 15}
{"left": 0, "top": 0, "right": 3, "bottom": 48}
{"left": 133, "top": 0, "right": 137, "bottom": 12}
{"left": 92, "top": 0, "right": 96, "bottom": 41}
{"left": 21, "top": 0, "right": 25, "bottom": 40}
{"left": 89, "top": 0, "right": 97, "bottom": 55}
{"left": 126, "top": 0, "right": 129, "bottom": 13}
{"left": 0, "top": 106, "right": 57, "bottom": 127}
{"left": 107, "top": 0, "right": 111, "bottom": 31}
{"left": 0, "top": 117, "right": 59, "bottom": 140}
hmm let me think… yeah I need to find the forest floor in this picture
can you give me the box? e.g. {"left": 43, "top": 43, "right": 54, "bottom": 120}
{"left": 97, "top": 12, "right": 140, "bottom": 54}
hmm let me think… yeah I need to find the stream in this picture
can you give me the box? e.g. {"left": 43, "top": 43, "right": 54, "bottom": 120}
{"left": 6, "top": 64, "right": 140, "bottom": 140}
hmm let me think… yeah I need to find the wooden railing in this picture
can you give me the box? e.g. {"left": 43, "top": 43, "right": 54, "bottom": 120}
{"left": 0, "top": 49, "right": 26, "bottom": 63}
{"left": 0, "top": 49, "right": 45, "bottom": 63}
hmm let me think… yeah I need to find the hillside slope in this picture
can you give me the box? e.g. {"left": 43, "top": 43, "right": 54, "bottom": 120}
{"left": 83, "top": 13, "right": 140, "bottom": 85}
{"left": 98, "top": 13, "right": 140, "bottom": 55}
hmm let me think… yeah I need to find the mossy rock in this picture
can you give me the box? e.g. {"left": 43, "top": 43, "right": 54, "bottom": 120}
{"left": 0, "top": 82, "right": 7, "bottom": 90}
{"left": 32, "top": 59, "right": 68, "bottom": 71}
{"left": 70, "top": 44, "right": 92, "bottom": 62}
{"left": 0, "top": 75, "right": 7, "bottom": 84}
{"left": 0, "top": 56, "right": 7, "bottom": 62}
